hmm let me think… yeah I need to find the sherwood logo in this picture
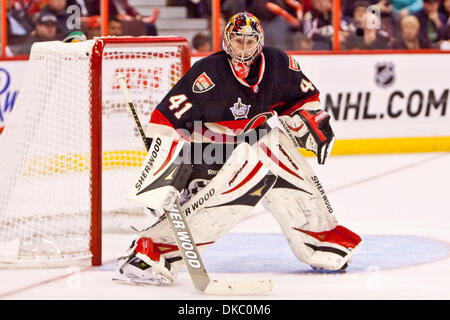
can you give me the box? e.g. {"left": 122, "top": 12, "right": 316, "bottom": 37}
{"left": 311, "top": 175, "right": 333, "bottom": 214}
{"left": 135, "top": 137, "right": 162, "bottom": 191}
{"left": 169, "top": 212, "right": 201, "bottom": 269}
{"left": 184, "top": 188, "right": 215, "bottom": 217}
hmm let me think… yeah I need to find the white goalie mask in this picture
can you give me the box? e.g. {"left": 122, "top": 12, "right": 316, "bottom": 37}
{"left": 223, "top": 12, "right": 264, "bottom": 67}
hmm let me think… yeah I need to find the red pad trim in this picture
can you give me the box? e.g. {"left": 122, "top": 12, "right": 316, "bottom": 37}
{"left": 259, "top": 143, "right": 304, "bottom": 180}
{"left": 153, "top": 140, "right": 179, "bottom": 176}
{"left": 293, "top": 225, "right": 362, "bottom": 249}
{"left": 221, "top": 161, "right": 264, "bottom": 195}
{"left": 136, "top": 238, "right": 161, "bottom": 262}
{"left": 155, "top": 241, "right": 215, "bottom": 255}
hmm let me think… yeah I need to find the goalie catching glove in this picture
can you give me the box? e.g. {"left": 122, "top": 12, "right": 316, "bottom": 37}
{"left": 279, "top": 109, "right": 335, "bottom": 165}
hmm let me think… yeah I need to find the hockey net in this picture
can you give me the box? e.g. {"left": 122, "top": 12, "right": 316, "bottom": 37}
{"left": 0, "top": 36, "right": 190, "bottom": 267}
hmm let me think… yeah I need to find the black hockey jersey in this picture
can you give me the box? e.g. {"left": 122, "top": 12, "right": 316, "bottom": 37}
{"left": 149, "top": 46, "right": 321, "bottom": 141}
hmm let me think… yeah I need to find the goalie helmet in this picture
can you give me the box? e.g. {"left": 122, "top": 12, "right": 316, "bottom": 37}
{"left": 223, "top": 12, "right": 264, "bottom": 66}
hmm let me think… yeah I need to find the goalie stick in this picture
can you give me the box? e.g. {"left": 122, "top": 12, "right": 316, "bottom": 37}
{"left": 115, "top": 74, "right": 273, "bottom": 295}
{"left": 115, "top": 74, "right": 151, "bottom": 151}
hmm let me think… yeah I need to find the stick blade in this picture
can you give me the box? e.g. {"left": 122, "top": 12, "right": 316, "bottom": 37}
{"left": 203, "top": 279, "right": 273, "bottom": 296}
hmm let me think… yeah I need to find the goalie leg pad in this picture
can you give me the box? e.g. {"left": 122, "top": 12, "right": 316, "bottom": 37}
{"left": 126, "top": 134, "right": 192, "bottom": 214}
{"left": 133, "top": 142, "right": 277, "bottom": 273}
{"left": 260, "top": 128, "right": 361, "bottom": 271}
{"left": 264, "top": 187, "right": 362, "bottom": 271}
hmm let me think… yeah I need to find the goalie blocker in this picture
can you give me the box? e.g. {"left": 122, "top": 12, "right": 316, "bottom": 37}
{"left": 116, "top": 126, "right": 361, "bottom": 285}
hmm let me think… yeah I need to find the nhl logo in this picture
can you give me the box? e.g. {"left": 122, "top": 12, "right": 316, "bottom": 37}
{"left": 375, "top": 62, "right": 395, "bottom": 88}
{"left": 230, "top": 98, "right": 251, "bottom": 119}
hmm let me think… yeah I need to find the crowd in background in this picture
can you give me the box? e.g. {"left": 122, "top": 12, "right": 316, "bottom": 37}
{"left": 4, "top": 0, "right": 450, "bottom": 56}
{"left": 5, "top": 0, "right": 159, "bottom": 55}
{"left": 217, "top": 0, "right": 449, "bottom": 51}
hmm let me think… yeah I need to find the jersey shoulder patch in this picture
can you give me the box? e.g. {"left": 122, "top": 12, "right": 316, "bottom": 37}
{"left": 288, "top": 55, "right": 301, "bottom": 72}
{"left": 192, "top": 72, "right": 215, "bottom": 93}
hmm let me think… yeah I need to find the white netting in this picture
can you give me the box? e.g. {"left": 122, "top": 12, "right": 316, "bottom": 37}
{"left": 0, "top": 38, "right": 186, "bottom": 267}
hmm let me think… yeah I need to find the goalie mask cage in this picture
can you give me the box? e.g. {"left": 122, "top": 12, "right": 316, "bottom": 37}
{"left": 0, "top": 36, "right": 190, "bottom": 267}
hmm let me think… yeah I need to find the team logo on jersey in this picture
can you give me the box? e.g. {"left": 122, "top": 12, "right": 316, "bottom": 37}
{"left": 288, "top": 55, "right": 301, "bottom": 72}
{"left": 193, "top": 72, "right": 215, "bottom": 93}
{"left": 230, "top": 98, "right": 251, "bottom": 119}
{"left": 375, "top": 62, "right": 395, "bottom": 88}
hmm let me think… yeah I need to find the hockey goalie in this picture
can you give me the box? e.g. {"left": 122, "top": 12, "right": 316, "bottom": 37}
{"left": 114, "top": 12, "right": 362, "bottom": 285}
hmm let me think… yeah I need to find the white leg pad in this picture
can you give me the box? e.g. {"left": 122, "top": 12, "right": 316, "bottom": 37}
{"left": 259, "top": 128, "right": 361, "bottom": 270}
{"left": 139, "top": 142, "right": 277, "bottom": 271}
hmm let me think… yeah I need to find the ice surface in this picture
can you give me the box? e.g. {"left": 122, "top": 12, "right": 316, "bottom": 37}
{"left": 0, "top": 152, "right": 449, "bottom": 300}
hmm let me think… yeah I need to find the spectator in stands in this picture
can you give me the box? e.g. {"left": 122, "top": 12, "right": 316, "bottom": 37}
{"left": 222, "top": 0, "right": 246, "bottom": 19}
{"left": 192, "top": 33, "right": 211, "bottom": 53}
{"left": 415, "top": 0, "right": 448, "bottom": 46}
{"left": 32, "top": 13, "right": 60, "bottom": 41}
{"left": 11, "top": 0, "right": 43, "bottom": 16}
{"left": 83, "top": 0, "right": 158, "bottom": 36}
{"left": 343, "top": 10, "right": 391, "bottom": 49}
{"left": 341, "top": 0, "right": 376, "bottom": 16}
{"left": 301, "top": 0, "right": 314, "bottom": 12}
{"left": 391, "top": 0, "right": 424, "bottom": 18}
{"left": 373, "top": 0, "right": 398, "bottom": 40}
{"left": 39, "top": 0, "right": 73, "bottom": 38}
{"left": 392, "top": 14, "right": 432, "bottom": 48}
{"left": 68, "top": 0, "right": 90, "bottom": 17}
{"left": 439, "top": 0, "right": 450, "bottom": 48}
{"left": 302, "top": 0, "right": 334, "bottom": 49}
{"left": 292, "top": 31, "right": 314, "bottom": 50}
{"left": 442, "top": 0, "right": 450, "bottom": 19}
{"left": 184, "top": 0, "right": 211, "bottom": 18}
{"left": 10, "top": 12, "right": 60, "bottom": 55}
{"left": 108, "top": 17, "right": 123, "bottom": 36}
{"left": 342, "top": 0, "right": 397, "bottom": 42}
{"left": 6, "top": 0, "right": 34, "bottom": 37}
{"left": 227, "top": 0, "right": 295, "bottom": 50}
{"left": 85, "top": 15, "right": 101, "bottom": 39}
{"left": 342, "top": 1, "right": 372, "bottom": 32}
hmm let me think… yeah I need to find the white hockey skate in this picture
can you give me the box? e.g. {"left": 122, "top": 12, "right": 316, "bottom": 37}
{"left": 113, "top": 237, "right": 177, "bottom": 286}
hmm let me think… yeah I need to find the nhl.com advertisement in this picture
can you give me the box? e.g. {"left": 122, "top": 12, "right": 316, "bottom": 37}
{"left": 279, "top": 53, "right": 449, "bottom": 142}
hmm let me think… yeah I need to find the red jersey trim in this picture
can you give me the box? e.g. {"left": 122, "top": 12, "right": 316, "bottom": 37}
{"left": 279, "top": 92, "right": 321, "bottom": 116}
{"left": 150, "top": 109, "right": 175, "bottom": 128}
{"left": 149, "top": 109, "right": 191, "bottom": 141}
{"left": 228, "top": 53, "right": 266, "bottom": 93}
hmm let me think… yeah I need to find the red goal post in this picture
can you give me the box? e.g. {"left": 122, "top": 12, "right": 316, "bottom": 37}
{"left": 89, "top": 37, "right": 190, "bottom": 266}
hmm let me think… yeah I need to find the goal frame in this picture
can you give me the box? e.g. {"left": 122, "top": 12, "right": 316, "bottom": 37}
{"left": 88, "top": 36, "right": 190, "bottom": 266}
